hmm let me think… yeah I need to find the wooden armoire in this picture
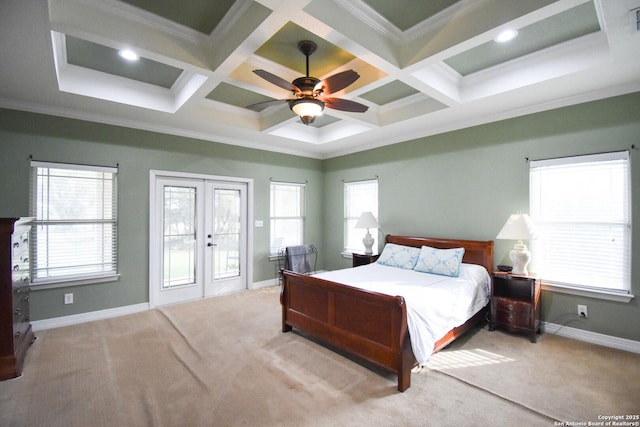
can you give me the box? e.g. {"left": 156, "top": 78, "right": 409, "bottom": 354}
{"left": 0, "top": 217, "right": 35, "bottom": 380}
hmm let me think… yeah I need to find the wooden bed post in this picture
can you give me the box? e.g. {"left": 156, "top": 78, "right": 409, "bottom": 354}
{"left": 279, "top": 278, "right": 292, "bottom": 333}
{"left": 398, "top": 330, "right": 414, "bottom": 392}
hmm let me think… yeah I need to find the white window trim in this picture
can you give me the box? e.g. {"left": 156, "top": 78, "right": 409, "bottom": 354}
{"left": 30, "top": 274, "right": 121, "bottom": 290}
{"left": 269, "top": 180, "right": 306, "bottom": 258}
{"left": 30, "top": 161, "right": 119, "bottom": 287}
{"left": 541, "top": 282, "right": 633, "bottom": 303}
{"left": 530, "top": 151, "right": 634, "bottom": 303}
{"left": 343, "top": 178, "right": 379, "bottom": 256}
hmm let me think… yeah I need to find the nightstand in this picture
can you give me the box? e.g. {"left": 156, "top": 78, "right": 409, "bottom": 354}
{"left": 489, "top": 272, "right": 541, "bottom": 343}
{"left": 352, "top": 253, "right": 379, "bottom": 267}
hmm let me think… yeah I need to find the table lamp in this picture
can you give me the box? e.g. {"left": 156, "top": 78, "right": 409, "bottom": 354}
{"left": 355, "top": 211, "right": 379, "bottom": 255}
{"left": 496, "top": 213, "right": 537, "bottom": 275}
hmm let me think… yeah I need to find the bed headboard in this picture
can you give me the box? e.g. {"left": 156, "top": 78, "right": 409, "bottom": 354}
{"left": 384, "top": 235, "right": 494, "bottom": 273}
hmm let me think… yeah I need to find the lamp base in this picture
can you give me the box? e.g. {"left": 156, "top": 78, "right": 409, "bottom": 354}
{"left": 362, "top": 231, "right": 374, "bottom": 255}
{"left": 509, "top": 240, "right": 531, "bottom": 275}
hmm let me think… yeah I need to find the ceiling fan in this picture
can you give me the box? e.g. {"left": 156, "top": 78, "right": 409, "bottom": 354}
{"left": 248, "top": 40, "right": 369, "bottom": 125}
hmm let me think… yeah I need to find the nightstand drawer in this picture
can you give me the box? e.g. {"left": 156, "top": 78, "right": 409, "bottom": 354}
{"left": 494, "top": 305, "right": 531, "bottom": 329}
{"left": 494, "top": 297, "right": 530, "bottom": 314}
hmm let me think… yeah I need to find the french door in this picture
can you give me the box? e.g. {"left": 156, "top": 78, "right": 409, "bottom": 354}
{"left": 149, "top": 172, "right": 251, "bottom": 307}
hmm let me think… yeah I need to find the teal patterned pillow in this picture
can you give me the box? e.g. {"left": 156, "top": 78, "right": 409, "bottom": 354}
{"left": 413, "top": 246, "right": 465, "bottom": 277}
{"left": 376, "top": 243, "right": 420, "bottom": 270}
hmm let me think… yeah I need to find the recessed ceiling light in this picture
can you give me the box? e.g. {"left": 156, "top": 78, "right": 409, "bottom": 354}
{"left": 118, "top": 49, "right": 139, "bottom": 61}
{"left": 495, "top": 29, "right": 518, "bottom": 43}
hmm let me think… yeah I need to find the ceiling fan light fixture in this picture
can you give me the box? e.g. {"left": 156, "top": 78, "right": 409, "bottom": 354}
{"left": 290, "top": 98, "right": 324, "bottom": 125}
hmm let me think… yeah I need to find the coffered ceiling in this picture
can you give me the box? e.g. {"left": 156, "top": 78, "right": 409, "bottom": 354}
{"left": 1, "top": 0, "right": 639, "bottom": 158}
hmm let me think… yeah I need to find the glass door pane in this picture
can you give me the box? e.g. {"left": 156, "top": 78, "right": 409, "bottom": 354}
{"left": 163, "top": 185, "right": 197, "bottom": 288}
{"left": 213, "top": 189, "right": 240, "bottom": 280}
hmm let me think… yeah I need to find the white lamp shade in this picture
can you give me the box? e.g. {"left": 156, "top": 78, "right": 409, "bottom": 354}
{"left": 496, "top": 213, "right": 537, "bottom": 275}
{"left": 355, "top": 212, "right": 379, "bottom": 229}
{"left": 290, "top": 99, "right": 323, "bottom": 117}
{"left": 496, "top": 214, "right": 537, "bottom": 240}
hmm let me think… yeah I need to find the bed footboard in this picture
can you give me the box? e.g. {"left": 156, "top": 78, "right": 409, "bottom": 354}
{"left": 280, "top": 270, "right": 416, "bottom": 392}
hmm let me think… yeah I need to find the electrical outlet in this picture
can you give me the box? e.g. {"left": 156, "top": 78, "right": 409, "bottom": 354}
{"left": 64, "top": 293, "right": 74, "bottom": 305}
{"left": 577, "top": 304, "right": 587, "bottom": 318}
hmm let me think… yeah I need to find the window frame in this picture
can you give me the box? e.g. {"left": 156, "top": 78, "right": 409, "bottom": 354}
{"left": 30, "top": 161, "right": 119, "bottom": 288}
{"left": 269, "top": 181, "right": 306, "bottom": 257}
{"left": 529, "top": 151, "right": 633, "bottom": 302}
{"left": 343, "top": 179, "right": 379, "bottom": 255}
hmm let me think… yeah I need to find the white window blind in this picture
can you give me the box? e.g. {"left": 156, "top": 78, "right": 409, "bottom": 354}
{"left": 344, "top": 179, "right": 378, "bottom": 254}
{"left": 270, "top": 181, "right": 305, "bottom": 255}
{"left": 529, "top": 151, "right": 630, "bottom": 293}
{"left": 30, "top": 161, "right": 118, "bottom": 284}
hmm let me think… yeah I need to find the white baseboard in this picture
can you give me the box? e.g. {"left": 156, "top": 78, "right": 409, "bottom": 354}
{"left": 251, "top": 278, "right": 279, "bottom": 289}
{"left": 250, "top": 272, "right": 326, "bottom": 290}
{"left": 31, "top": 280, "right": 278, "bottom": 331}
{"left": 543, "top": 322, "right": 640, "bottom": 354}
{"left": 32, "top": 303, "right": 150, "bottom": 331}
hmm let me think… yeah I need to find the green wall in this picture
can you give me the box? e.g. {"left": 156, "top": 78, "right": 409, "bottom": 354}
{"left": 323, "top": 91, "right": 640, "bottom": 342}
{"left": 1, "top": 90, "right": 639, "bottom": 343}
{"left": 0, "top": 109, "right": 323, "bottom": 320}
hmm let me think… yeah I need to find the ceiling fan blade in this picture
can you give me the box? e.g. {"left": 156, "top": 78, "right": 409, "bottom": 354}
{"left": 322, "top": 70, "right": 360, "bottom": 94}
{"left": 323, "top": 97, "right": 369, "bottom": 113}
{"left": 246, "top": 99, "right": 289, "bottom": 112}
{"left": 253, "top": 70, "right": 299, "bottom": 93}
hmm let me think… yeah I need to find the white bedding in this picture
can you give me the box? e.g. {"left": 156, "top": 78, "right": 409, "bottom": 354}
{"left": 313, "top": 262, "right": 491, "bottom": 365}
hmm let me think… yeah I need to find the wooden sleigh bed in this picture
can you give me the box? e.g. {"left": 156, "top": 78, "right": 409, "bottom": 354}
{"left": 280, "top": 235, "right": 494, "bottom": 392}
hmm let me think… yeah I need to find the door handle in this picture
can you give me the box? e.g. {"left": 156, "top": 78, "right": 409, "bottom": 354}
{"left": 207, "top": 242, "right": 217, "bottom": 247}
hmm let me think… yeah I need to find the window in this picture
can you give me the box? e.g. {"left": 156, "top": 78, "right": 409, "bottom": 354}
{"left": 344, "top": 179, "right": 378, "bottom": 254}
{"left": 529, "top": 151, "right": 631, "bottom": 297}
{"left": 30, "top": 161, "right": 118, "bottom": 285}
{"left": 270, "top": 181, "right": 305, "bottom": 255}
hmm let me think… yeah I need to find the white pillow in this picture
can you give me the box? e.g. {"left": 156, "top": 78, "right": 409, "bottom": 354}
{"left": 376, "top": 243, "right": 420, "bottom": 270}
{"left": 413, "top": 245, "right": 465, "bottom": 277}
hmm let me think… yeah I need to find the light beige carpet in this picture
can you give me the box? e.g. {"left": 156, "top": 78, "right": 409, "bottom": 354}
{"left": 424, "top": 326, "right": 640, "bottom": 422}
{"left": 0, "top": 287, "right": 637, "bottom": 426}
